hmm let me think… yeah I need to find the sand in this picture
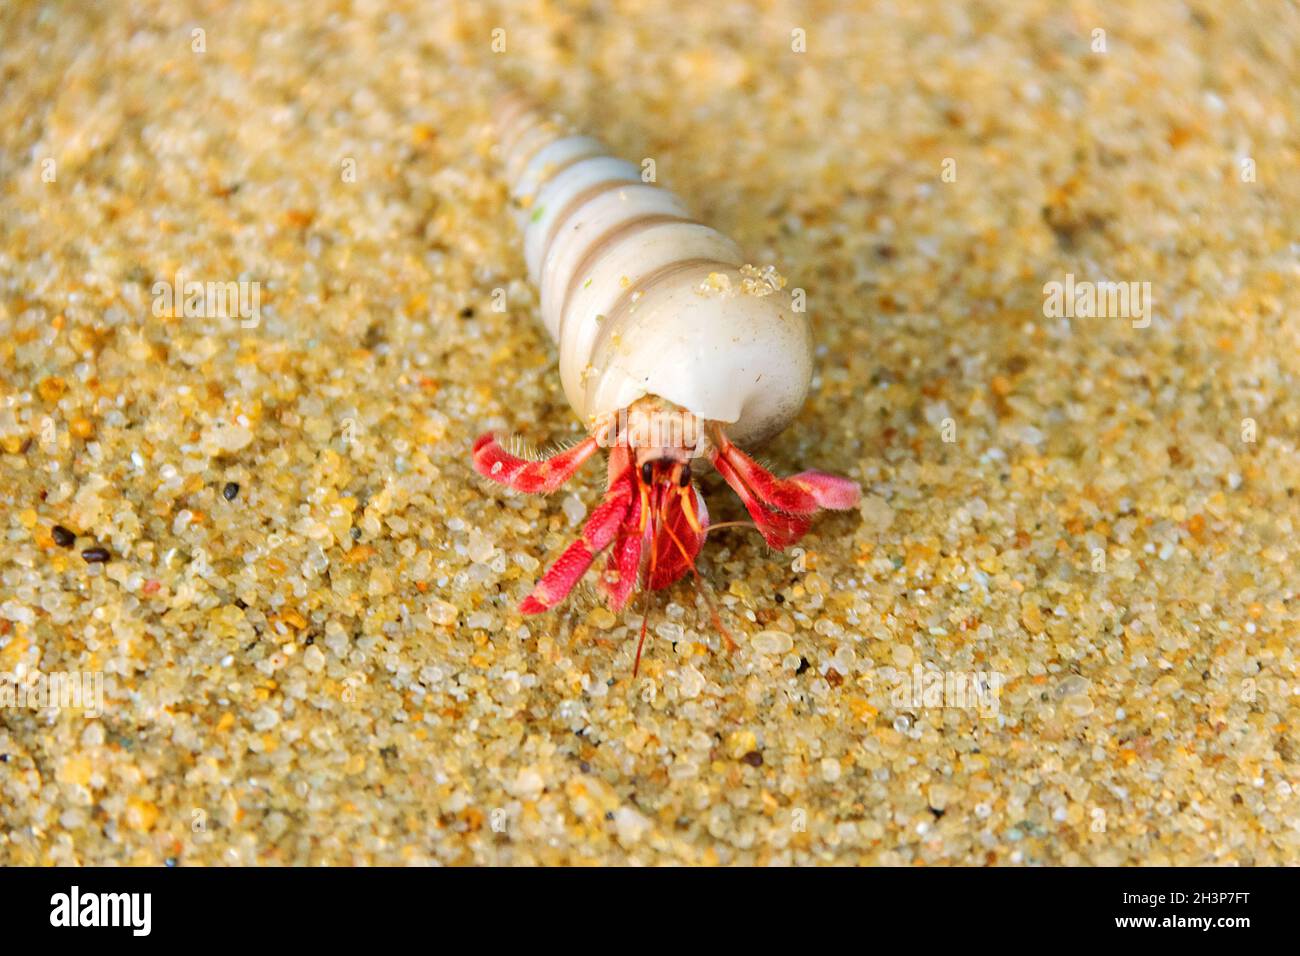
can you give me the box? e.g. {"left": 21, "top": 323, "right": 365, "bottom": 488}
{"left": 0, "top": 0, "right": 1297, "bottom": 864}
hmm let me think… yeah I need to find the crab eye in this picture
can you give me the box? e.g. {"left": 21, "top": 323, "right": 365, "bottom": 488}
{"left": 679, "top": 462, "right": 692, "bottom": 487}
{"left": 641, "top": 461, "right": 654, "bottom": 485}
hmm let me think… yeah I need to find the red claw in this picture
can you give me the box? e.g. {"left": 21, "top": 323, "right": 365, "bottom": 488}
{"left": 472, "top": 423, "right": 859, "bottom": 642}
{"left": 647, "top": 486, "right": 707, "bottom": 590}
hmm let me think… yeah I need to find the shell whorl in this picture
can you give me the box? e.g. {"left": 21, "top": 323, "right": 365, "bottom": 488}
{"left": 492, "top": 91, "right": 812, "bottom": 448}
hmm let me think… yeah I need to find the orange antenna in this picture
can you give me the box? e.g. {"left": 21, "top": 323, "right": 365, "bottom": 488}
{"left": 703, "top": 520, "right": 762, "bottom": 537}
{"left": 633, "top": 487, "right": 661, "bottom": 678}
{"left": 661, "top": 492, "right": 738, "bottom": 654}
{"left": 634, "top": 598, "right": 652, "bottom": 678}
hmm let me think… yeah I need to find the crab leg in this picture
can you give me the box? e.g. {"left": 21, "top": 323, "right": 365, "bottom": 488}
{"left": 710, "top": 427, "right": 860, "bottom": 514}
{"left": 472, "top": 433, "right": 598, "bottom": 494}
{"left": 708, "top": 427, "right": 859, "bottom": 549}
{"left": 519, "top": 473, "right": 633, "bottom": 613}
{"left": 709, "top": 449, "right": 813, "bottom": 549}
{"left": 598, "top": 490, "right": 644, "bottom": 613}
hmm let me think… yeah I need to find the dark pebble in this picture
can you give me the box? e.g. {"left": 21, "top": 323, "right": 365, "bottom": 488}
{"left": 51, "top": 524, "right": 76, "bottom": 548}
{"left": 222, "top": 481, "right": 240, "bottom": 501}
{"left": 81, "top": 547, "right": 110, "bottom": 563}
{"left": 741, "top": 750, "right": 764, "bottom": 767}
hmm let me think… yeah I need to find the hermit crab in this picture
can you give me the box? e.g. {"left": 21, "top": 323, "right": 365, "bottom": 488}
{"left": 473, "top": 91, "right": 860, "bottom": 669}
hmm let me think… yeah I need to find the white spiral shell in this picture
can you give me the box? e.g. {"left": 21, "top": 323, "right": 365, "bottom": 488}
{"left": 493, "top": 93, "right": 813, "bottom": 448}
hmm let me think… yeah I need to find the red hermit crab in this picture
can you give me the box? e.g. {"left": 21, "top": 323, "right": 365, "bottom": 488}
{"left": 473, "top": 91, "right": 860, "bottom": 670}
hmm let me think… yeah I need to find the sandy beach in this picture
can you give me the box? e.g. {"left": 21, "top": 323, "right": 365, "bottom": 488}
{"left": 1, "top": 0, "right": 1297, "bottom": 864}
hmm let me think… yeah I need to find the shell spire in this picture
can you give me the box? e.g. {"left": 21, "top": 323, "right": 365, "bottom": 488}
{"left": 491, "top": 89, "right": 812, "bottom": 448}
